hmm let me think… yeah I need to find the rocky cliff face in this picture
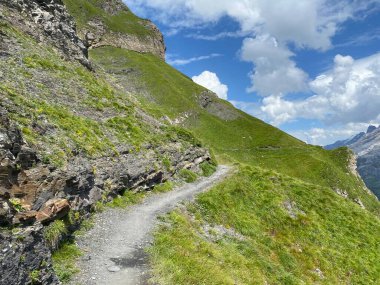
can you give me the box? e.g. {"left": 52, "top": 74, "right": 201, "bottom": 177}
{"left": 0, "top": 1, "right": 208, "bottom": 284}
{"left": 63, "top": 0, "right": 166, "bottom": 60}
{"left": 325, "top": 125, "right": 380, "bottom": 199}
{"left": 0, "top": 0, "right": 91, "bottom": 68}
{"left": 84, "top": 17, "right": 166, "bottom": 60}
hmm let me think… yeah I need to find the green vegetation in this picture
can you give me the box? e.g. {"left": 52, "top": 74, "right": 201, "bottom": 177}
{"left": 0, "top": 23, "right": 199, "bottom": 168}
{"left": 23, "top": 54, "right": 67, "bottom": 71}
{"left": 62, "top": 0, "right": 153, "bottom": 38}
{"left": 107, "top": 190, "right": 145, "bottom": 208}
{"left": 200, "top": 161, "right": 217, "bottom": 177}
{"left": 87, "top": 25, "right": 380, "bottom": 285}
{"left": 90, "top": 46, "right": 380, "bottom": 215}
{"left": 179, "top": 169, "right": 198, "bottom": 183}
{"left": 30, "top": 270, "right": 41, "bottom": 284}
{"left": 52, "top": 242, "right": 83, "bottom": 283}
{"left": 162, "top": 156, "right": 172, "bottom": 171}
{"left": 150, "top": 166, "right": 380, "bottom": 284}
{"left": 90, "top": 47, "right": 205, "bottom": 118}
{"left": 9, "top": 198, "right": 24, "bottom": 212}
{"left": 2, "top": 2, "right": 380, "bottom": 284}
{"left": 43, "top": 220, "right": 67, "bottom": 249}
{"left": 153, "top": 181, "right": 174, "bottom": 193}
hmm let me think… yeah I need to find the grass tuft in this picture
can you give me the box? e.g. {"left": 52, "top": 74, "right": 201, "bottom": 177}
{"left": 107, "top": 190, "right": 145, "bottom": 208}
{"left": 52, "top": 242, "right": 83, "bottom": 283}
{"left": 153, "top": 181, "right": 174, "bottom": 193}
{"left": 179, "top": 169, "right": 198, "bottom": 183}
{"left": 200, "top": 161, "right": 217, "bottom": 177}
{"left": 44, "top": 220, "right": 67, "bottom": 249}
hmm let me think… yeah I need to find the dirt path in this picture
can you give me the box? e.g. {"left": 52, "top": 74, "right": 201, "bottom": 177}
{"left": 70, "top": 165, "right": 231, "bottom": 285}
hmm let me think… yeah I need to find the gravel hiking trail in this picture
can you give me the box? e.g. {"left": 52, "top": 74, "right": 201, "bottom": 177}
{"left": 69, "top": 165, "right": 231, "bottom": 285}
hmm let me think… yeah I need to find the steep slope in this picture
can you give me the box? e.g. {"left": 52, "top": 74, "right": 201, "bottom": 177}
{"left": 151, "top": 166, "right": 380, "bottom": 284}
{"left": 0, "top": 1, "right": 210, "bottom": 284}
{"left": 326, "top": 125, "right": 380, "bottom": 199}
{"left": 59, "top": 1, "right": 380, "bottom": 283}
{"left": 0, "top": 0, "right": 379, "bottom": 284}
{"left": 62, "top": 3, "right": 380, "bottom": 283}
{"left": 89, "top": 46, "right": 380, "bottom": 213}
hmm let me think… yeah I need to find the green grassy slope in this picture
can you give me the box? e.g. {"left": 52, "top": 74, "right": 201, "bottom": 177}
{"left": 0, "top": 21, "right": 197, "bottom": 167}
{"left": 150, "top": 166, "right": 380, "bottom": 284}
{"left": 89, "top": 46, "right": 380, "bottom": 284}
{"left": 63, "top": 2, "right": 380, "bottom": 283}
{"left": 90, "top": 47, "right": 380, "bottom": 213}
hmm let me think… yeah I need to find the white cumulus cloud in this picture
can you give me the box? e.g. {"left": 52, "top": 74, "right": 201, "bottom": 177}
{"left": 124, "top": 0, "right": 379, "bottom": 96}
{"left": 257, "top": 53, "right": 380, "bottom": 126}
{"left": 123, "top": 0, "right": 380, "bottom": 145}
{"left": 124, "top": 0, "right": 375, "bottom": 49}
{"left": 241, "top": 35, "right": 309, "bottom": 96}
{"left": 192, "top": 71, "right": 228, "bottom": 100}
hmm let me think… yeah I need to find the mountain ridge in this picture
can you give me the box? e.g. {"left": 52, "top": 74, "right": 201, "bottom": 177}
{"left": 326, "top": 125, "right": 380, "bottom": 198}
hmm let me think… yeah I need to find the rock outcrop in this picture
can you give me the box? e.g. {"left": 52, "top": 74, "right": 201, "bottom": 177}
{"left": 325, "top": 125, "right": 380, "bottom": 199}
{"left": 0, "top": 0, "right": 91, "bottom": 68}
{"left": 197, "top": 91, "right": 241, "bottom": 121}
{"left": 0, "top": 105, "right": 210, "bottom": 285}
{"left": 64, "top": 0, "right": 166, "bottom": 60}
{"left": 85, "top": 18, "right": 166, "bottom": 60}
{"left": 0, "top": 225, "right": 59, "bottom": 285}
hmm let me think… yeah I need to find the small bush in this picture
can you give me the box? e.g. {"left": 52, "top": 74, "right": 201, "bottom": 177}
{"left": 200, "top": 161, "right": 217, "bottom": 177}
{"left": 93, "top": 201, "right": 105, "bottom": 212}
{"left": 179, "top": 169, "right": 197, "bottom": 183}
{"left": 165, "top": 126, "right": 202, "bottom": 147}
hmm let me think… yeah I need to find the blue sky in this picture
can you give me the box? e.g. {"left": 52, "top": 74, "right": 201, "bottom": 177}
{"left": 124, "top": 0, "right": 380, "bottom": 145}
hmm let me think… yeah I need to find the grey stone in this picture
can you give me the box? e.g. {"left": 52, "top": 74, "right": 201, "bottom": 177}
{"left": 0, "top": 225, "right": 60, "bottom": 285}
{"left": 107, "top": 265, "right": 121, "bottom": 272}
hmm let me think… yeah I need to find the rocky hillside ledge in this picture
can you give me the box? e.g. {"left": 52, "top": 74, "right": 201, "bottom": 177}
{"left": 0, "top": 106, "right": 210, "bottom": 284}
{"left": 62, "top": 0, "right": 166, "bottom": 60}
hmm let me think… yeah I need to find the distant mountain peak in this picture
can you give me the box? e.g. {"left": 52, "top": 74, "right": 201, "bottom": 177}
{"left": 367, "top": 125, "right": 378, "bottom": 134}
{"left": 325, "top": 124, "right": 380, "bottom": 199}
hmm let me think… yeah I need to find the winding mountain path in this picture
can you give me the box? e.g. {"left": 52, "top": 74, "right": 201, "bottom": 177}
{"left": 70, "top": 165, "right": 231, "bottom": 285}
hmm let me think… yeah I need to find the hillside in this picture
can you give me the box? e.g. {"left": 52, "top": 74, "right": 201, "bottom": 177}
{"left": 326, "top": 125, "right": 380, "bottom": 199}
{"left": 88, "top": 46, "right": 380, "bottom": 213}
{"left": 0, "top": 1, "right": 209, "bottom": 284}
{"left": 0, "top": 0, "right": 379, "bottom": 284}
